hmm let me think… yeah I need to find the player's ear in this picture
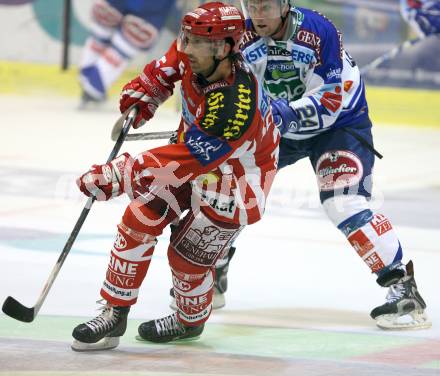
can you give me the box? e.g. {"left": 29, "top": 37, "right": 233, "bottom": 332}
{"left": 217, "top": 41, "right": 232, "bottom": 60}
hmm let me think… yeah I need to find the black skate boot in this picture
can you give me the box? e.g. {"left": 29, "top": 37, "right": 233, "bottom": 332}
{"left": 370, "top": 261, "right": 431, "bottom": 330}
{"left": 137, "top": 312, "right": 204, "bottom": 343}
{"left": 169, "top": 247, "right": 235, "bottom": 311}
{"left": 71, "top": 301, "right": 130, "bottom": 351}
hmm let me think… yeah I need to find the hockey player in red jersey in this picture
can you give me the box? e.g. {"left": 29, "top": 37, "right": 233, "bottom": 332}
{"left": 71, "top": 2, "right": 279, "bottom": 351}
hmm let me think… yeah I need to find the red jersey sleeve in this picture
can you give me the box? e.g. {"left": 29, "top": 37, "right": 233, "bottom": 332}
{"left": 139, "top": 40, "right": 183, "bottom": 96}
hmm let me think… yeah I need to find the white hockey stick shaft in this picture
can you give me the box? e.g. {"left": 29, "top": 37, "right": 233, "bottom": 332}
{"left": 125, "top": 131, "right": 175, "bottom": 141}
{"left": 360, "top": 37, "right": 424, "bottom": 75}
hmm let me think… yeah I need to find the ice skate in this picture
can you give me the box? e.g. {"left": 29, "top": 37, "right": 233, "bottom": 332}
{"left": 71, "top": 301, "right": 130, "bottom": 351}
{"left": 137, "top": 312, "right": 204, "bottom": 343}
{"left": 371, "top": 261, "right": 431, "bottom": 330}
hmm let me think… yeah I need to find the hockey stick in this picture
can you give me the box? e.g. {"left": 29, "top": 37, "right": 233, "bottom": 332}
{"left": 1, "top": 107, "right": 138, "bottom": 323}
{"left": 360, "top": 37, "right": 424, "bottom": 75}
{"left": 110, "top": 114, "right": 175, "bottom": 142}
{"left": 125, "top": 130, "right": 175, "bottom": 141}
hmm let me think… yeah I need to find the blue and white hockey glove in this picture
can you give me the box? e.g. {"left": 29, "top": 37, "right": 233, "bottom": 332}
{"left": 271, "top": 99, "right": 301, "bottom": 135}
{"left": 403, "top": 0, "right": 440, "bottom": 36}
{"left": 415, "top": 1, "right": 440, "bottom": 35}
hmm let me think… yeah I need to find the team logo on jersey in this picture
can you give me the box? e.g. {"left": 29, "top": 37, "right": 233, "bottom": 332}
{"left": 316, "top": 150, "right": 363, "bottom": 191}
{"left": 185, "top": 125, "right": 232, "bottom": 166}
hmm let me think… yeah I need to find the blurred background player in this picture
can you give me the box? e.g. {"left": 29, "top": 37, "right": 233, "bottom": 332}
{"left": 71, "top": 2, "right": 279, "bottom": 351}
{"left": 400, "top": 0, "right": 440, "bottom": 37}
{"left": 78, "top": 0, "right": 177, "bottom": 107}
{"left": 174, "top": 0, "right": 431, "bottom": 331}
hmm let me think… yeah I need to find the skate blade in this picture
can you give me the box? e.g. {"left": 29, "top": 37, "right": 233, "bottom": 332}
{"left": 71, "top": 336, "right": 120, "bottom": 352}
{"left": 376, "top": 311, "right": 432, "bottom": 330}
{"left": 135, "top": 335, "right": 201, "bottom": 344}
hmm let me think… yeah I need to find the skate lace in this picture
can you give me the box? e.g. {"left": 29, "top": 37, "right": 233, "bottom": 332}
{"left": 85, "top": 300, "right": 119, "bottom": 335}
{"left": 385, "top": 283, "right": 406, "bottom": 303}
{"left": 155, "top": 313, "right": 185, "bottom": 336}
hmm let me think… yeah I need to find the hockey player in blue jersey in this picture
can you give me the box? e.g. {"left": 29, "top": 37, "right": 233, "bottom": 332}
{"left": 171, "top": 0, "right": 430, "bottom": 330}
{"left": 79, "top": 0, "right": 177, "bottom": 106}
{"left": 400, "top": 0, "right": 440, "bottom": 36}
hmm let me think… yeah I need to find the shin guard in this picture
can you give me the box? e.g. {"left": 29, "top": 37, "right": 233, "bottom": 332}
{"left": 169, "top": 252, "right": 214, "bottom": 326}
{"left": 324, "top": 195, "right": 403, "bottom": 274}
{"left": 101, "top": 223, "right": 157, "bottom": 306}
{"left": 341, "top": 212, "right": 403, "bottom": 273}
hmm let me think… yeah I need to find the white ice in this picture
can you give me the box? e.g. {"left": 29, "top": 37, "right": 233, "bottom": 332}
{"left": 0, "top": 94, "right": 439, "bottom": 340}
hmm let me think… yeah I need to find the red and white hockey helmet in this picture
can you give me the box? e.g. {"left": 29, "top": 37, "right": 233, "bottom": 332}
{"left": 177, "top": 2, "right": 245, "bottom": 57}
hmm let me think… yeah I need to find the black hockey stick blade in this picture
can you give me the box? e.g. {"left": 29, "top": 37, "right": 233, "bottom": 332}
{"left": 2, "top": 296, "right": 35, "bottom": 323}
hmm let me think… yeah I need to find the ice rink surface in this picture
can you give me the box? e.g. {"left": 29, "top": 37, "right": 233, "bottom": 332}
{"left": 0, "top": 95, "right": 439, "bottom": 375}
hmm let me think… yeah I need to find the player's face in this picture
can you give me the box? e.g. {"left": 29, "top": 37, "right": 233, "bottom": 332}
{"left": 243, "top": 0, "right": 285, "bottom": 37}
{"left": 178, "top": 32, "right": 225, "bottom": 75}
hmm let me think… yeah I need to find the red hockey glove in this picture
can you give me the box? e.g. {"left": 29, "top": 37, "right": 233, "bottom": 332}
{"left": 76, "top": 153, "right": 132, "bottom": 201}
{"left": 119, "top": 61, "right": 173, "bottom": 128}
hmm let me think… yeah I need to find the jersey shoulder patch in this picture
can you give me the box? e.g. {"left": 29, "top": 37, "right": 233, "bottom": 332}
{"left": 199, "top": 67, "right": 257, "bottom": 141}
{"left": 239, "top": 31, "right": 261, "bottom": 50}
